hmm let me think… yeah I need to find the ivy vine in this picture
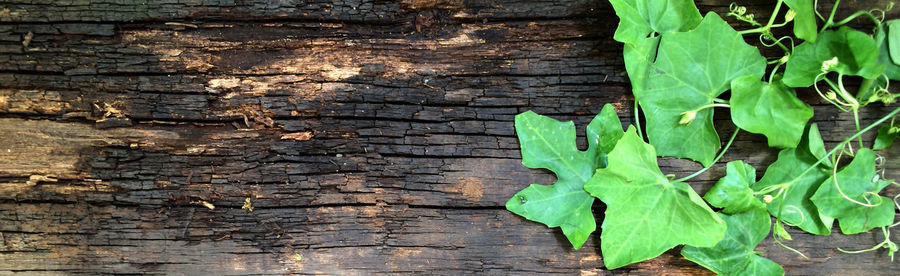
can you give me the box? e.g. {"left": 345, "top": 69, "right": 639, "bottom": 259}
{"left": 506, "top": 0, "right": 900, "bottom": 274}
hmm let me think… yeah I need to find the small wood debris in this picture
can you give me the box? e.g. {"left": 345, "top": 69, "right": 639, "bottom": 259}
{"left": 191, "top": 200, "right": 216, "bottom": 210}
{"left": 26, "top": 175, "right": 57, "bottom": 185}
{"left": 241, "top": 197, "right": 254, "bottom": 212}
{"left": 21, "top": 31, "right": 33, "bottom": 47}
{"left": 281, "top": 132, "right": 313, "bottom": 141}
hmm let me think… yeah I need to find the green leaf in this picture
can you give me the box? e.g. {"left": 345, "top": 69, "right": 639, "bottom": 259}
{"left": 623, "top": 36, "right": 661, "bottom": 98}
{"left": 810, "top": 149, "right": 895, "bottom": 234}
{"left": 584, "top": 126, "right": 726, "bottom": 269}
{"left": 888, "top": 20, "right": 900, "bottom": 65}
{"left": 608, "top": 0, "right": 702, "bottom": 44}
{"left": 730, "top": 75, "right": 814, "bottom": 148}
{"left": 638, "top": 13, "right": 766, "bottom": 166}
{"left": 874, "top": 124, "right": 899, "bottom": 150}
{"left": 682, "top": 208, "right": 784, "bottom": 276}
{"left": 751, "top": 124, "right": 835, "bottom": 235}
{"left": 784, "top": 0, "right": 817, "bottom": 42}
{"left": 505, "top": 104, "right": 624, "bottom": 249}
{"left": 783, "top": 27, "right": 885, "bottom": 87}
{"left": 876, "top": 22, "right": 900, "bottom": 80}
{"left": 705, "top": 161, "right": 766, "bottom": 214}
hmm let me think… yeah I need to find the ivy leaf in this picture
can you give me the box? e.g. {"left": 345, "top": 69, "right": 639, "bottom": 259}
{"left": 505, "top": 104, "right": 624, "bottom": 249}
{"left": 682, "top": 208, "right": 784, "bottom": 276}
{"left": 877, "top": 22, "right": 900, "bottom": 80}
{"left": 623, "top": 36, "right": 661, "bottom": 98}
{"left": 730, "top": 75, "right": 813, "bottom": 148}
{"left": 704, "top": 161, "right": 766, "bottom": 214}
{"left": 584, "top": 126, "right": 726, "bottom": 269}
{"left": 751, "top": 124, "right": 835, "bottom": 235}
{"left": 783, "top": 27, "right": 885, "bottom": 87}
{"left": 888, "top": 20, "right": 900, "bottom": 65}
{"left": 874, "top": 124, "right": 899, "bottom": 150}
{"left": 639, "top": 13, "right": 766, "bottom": 166}
{"left": 811, "top": 149, "right": 895, "bottom": 234}
{"left": 608, "top": 0, "right": 702, "bottom": 44}
{"left": 784, "top": 0, "right": 817, "bottom": 42}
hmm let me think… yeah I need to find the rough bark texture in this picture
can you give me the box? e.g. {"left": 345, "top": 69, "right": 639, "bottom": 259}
{"left": 0, "top": 0, "right": 898, "bottom": 275}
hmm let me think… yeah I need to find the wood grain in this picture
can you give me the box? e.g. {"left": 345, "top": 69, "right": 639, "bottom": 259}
{"left": 0, "top": 0, "right": 898, "bottom": 274}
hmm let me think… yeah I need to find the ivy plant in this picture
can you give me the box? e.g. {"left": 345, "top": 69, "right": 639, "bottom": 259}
{"left": 505, "top": 0, "right": 900, "bottom": 274}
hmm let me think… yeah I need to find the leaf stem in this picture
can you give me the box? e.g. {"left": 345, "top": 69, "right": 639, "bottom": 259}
{"left": 774, "top": 233, "right": 810, "bottom": 259}
{"left": 674, "top": 128, "right": 740, "bottom": 183}
{"left": 831, "top": 10, "right": 884, "bottom": 27}
{"left": 822, "top": 0, "right": 842, "bottom": 31}
{"left": 853, "top": 107, "right": 863, "bottom": 148}
{"left": 837, "top": 227, "right": 897, "bottom": 261}
{"left": 766, "top": 0, "right": 784, "bottom": 28}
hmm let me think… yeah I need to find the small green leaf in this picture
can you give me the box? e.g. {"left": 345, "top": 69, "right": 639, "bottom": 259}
{"left": 730, "top": 75, "right": 813, "bottom": 148}
{"left": 783, "top": 27, "right": 885, "bottom": 87}
{"left": 639, "top": 13, "right": 766, "bottom": 165}
{"left": 705, "top": 161, "right": 766, "bottom": 214}
{"left": 783, "top": 0, "right": 817, "bottom": 42}
{"left": 811, "top": 149, "right": 895, "bottom": 234}
{"left": 773, "top": 220, "right": 793, "bottom": 241}
{"left": 584, "top": 126, "right": 726, "bottom": 269}
{"left": 608, "top": 0, "right": 702, "bottom": 44}
{"left": 506, "top": 104, "right": 624, "bottom": 249}
{"left": 682, "top": 208, "right": 784, "bottom": 276}
{"left": 874, "top": 124, "right": 899, "bottom": 150}
{"left": 751, "top": 124, "right": 834, "bottom": 235}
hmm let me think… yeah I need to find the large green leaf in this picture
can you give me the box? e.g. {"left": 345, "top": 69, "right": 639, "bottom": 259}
{"left": 730, "top": 75, "right": 813, "bottom": 148}
{"left": 639, "top": 13, "right": 766, "bottom": 166}
{"left": 682, "top": 208, "right": 784, "bottom": 276}
{"left": 584, "top": 126, "right": 726, "bottom": 269}
{"left": 705, "top": 161, "right": 766, "bottom": 214}
{"left": 751, "top": 124, "right": 834, "bottom": 235}
{"left": 783, "top": 27, "right": 885, "bottom": 87}
{"left": 608, "top": 0, "right": 702, "bottom": 44}
{"left": 623, "top": 36, "right": 661, "bottom": 98}
{"left": 810, "top": 149, "right": 895, "bottom": 234}
{"left": 505, "top": 104, "right": 624, "bottom": 249}
{"left": 784, "top": 0, "right": 817, "bottom": 42}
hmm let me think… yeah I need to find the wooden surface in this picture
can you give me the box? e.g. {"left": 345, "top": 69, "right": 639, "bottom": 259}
{"left": 0, "top": 0, "right": 898, "bottom": 274}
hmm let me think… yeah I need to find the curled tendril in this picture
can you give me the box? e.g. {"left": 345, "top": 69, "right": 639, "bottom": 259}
{"left": 782, "top": 205, "right": 807, "bottom": 225}
{"left": 728, "top": 2, "right": 760, "bottom": 26}
{"left": 729, "top": 3, "right": 747, "bottom": 16}
{"left": 759, "top": 35, "right": 794, "bottom": 49}
{"left": 813, "top": 72, "right": 853, "bottom": 111}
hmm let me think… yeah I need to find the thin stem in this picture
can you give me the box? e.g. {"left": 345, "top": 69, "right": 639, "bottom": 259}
{"left": 836, "top": 73, "right": 860, "bottom": 107}
{"left": 766, "top": 0, "right": 784, "bottom": 27}
{"left": 832, "top": 10, "right": 883, "bottom": 27}
{"left": 789, "top": 106, "right": 900, "bottom": 187}
{"left": 822, "top": 0, "right": 842, "bottom": 31}
{"left": 675, "top": 128, "right": 740, "bottom": 183}
{"left": 853, "top": 107, "right": 863, "bottom": 148}
{"left": 775, "top": 234, "right": 810, "bottom": 259}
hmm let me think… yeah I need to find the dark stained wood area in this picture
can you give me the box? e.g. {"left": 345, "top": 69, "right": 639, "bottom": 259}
{"left": 0, "top": 0, "right": 898, "bottom": 274}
